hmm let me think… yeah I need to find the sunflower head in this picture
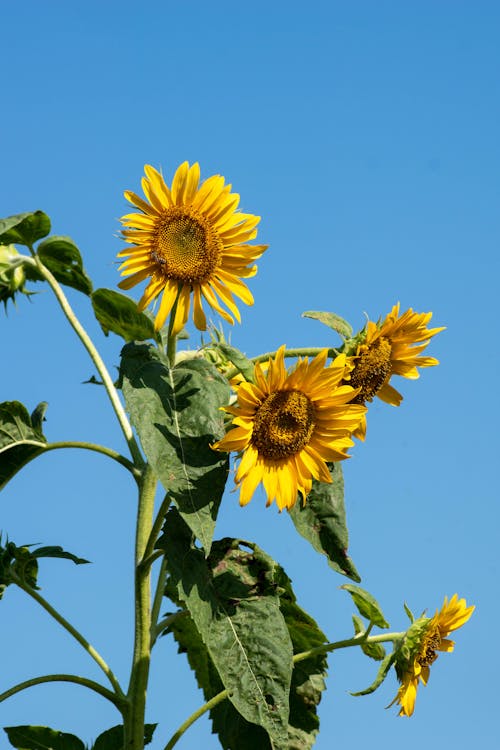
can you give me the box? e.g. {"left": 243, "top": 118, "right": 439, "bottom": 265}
{"left": 213, "top": 347, "right": 366, "bottom": 511}
{"left": 118, "top": 162, "right": 267, "bottom": 336}
{"left": 391, "top": 594, "right": 474, "bottom": 717}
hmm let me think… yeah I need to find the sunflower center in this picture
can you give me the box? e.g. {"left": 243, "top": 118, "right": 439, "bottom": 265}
{"left": 350, "top": 337, "right": 392, "bottom": 403}
{"left": 152, "top": 207, "right": 222, "bottom": 284}
{"left": 418, "top": 628, "right": 441, "bottom": 667}
{"left": 251, "top": 389, "right": 316, "bottom": 461}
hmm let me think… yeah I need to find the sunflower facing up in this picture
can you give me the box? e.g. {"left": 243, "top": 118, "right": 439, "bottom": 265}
{"left": 346, "top": 303, "right": 445, "bottom": 438}
{"left": 118, "top": 162, "right": 267, "bottom": 335}
{"left": 391, "top": 594, "right": 474, "bottom": 717}
{"left": 213, "top": 347, "right": 367, "bottom": 511}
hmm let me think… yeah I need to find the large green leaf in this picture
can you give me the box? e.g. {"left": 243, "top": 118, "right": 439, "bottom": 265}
{"left": 36, "top": 236, "right": 93, "bottom": 295}
{"left": 91, "top": 724, "right": 156, "bottom": 749}
{"left": 4, "top": 725, "right": 85, "bottom": 750}
{"left": 0, "top": 212, "right": 51, "bottom": 247}
{"left": 0, "top": 401, "right": 47, "bottom": 491}
{"left": 288, "top": 463, "right": 360, "bottom": 581}
{"left": 91, "top": 288, "right": 158, "bottom": 342}
{"left": 119, "top": 343, "right": 230, "bottom": 551}
{"left": 160, "top": 510, "right": 293, "bottom": 750}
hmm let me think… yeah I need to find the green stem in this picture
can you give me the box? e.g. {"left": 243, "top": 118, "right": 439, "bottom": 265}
{"left": 15, "top": 440, "right": 140, "bottom": 478}
{"left": 162, "top": 630, "right": 406, "bottom": 750}
{"left": 153, "top": 610, "right": 185, "bottom": 643}
{"left": 125, "top": 463, "right": 158, "bottom": 749}
{"left": 0, "top": 673, "right": 123, "bottom": 709}
{"left": 25, "top": 254, "right": 143, "bottom": 466}
{"left": 225, "top": 347, "right": 339, "bottom": 380}
{"left": 150, "top": 556, "right": 168, "bottom": 647}
{"left": 143, "top": 494, "right": 171, "bottom": 564}
{"left": 11, "top": 571, "right": 124, "bottom": 698}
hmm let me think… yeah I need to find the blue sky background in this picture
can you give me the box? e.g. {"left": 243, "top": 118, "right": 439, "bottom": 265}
{"left": 1, "top": 1, "right": 498, "bottom": 748}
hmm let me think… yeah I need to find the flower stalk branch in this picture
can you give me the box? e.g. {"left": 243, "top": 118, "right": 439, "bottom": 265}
{"left": 0, "top": 674, "right": 123, "bottom": 709}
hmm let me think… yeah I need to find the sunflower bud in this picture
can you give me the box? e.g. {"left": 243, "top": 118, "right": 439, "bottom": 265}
{"left": 0, "top": 244, "right": 30, "bottom": 309}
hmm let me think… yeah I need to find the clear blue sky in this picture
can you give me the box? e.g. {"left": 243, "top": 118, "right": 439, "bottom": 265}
{"left": 1, "top": 1, "right": 498, "bottom": 748}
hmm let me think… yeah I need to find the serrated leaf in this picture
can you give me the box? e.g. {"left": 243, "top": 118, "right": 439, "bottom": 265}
{"left": 351, "top": 652, "right": 396, "bottom": 697}
{"left": 32, "top": 546, "right": 90, "bottom": 565}
{"left": 91, "top": 723, "right": 156, "bottom": 750}
{"left": 91, "top": 288, "right": 158, "bottom": 343}
{"left": 352, "top": 615, "right": 386, "bottom": 661}
{"left": 302, "top": 310, "right": 353, "bottom": 339}
{"left": 36, "top": 236, "right": 93, "bottom": 295}
{"left": 119, "top": 342, "right": 230, "bottom": 551}
{"left": 4, "top": 725, "right": 85, "bottom": 750}
{"left": 215, "top": 342, "right": 255, "bottom": 383}
{"left": 0, "top": 401, "right": 47, "bottom": 491}
{"left": 341, "top": 584, "right": 389, "bottom": 628}
{"left": 0, "top": 212, "right": 51, "bottom": 247}
{"left": 160, "top": 510, "right": 293, "bottom": 750}
{"left": 288, "top": 463, "right": 360, "bottom": 581}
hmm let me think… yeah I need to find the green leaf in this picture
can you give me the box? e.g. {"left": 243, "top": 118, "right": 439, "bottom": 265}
{"left": 288, "top": 463, "right": 360, "bottom": 581}
{"left": 350, "top": 651, "right": 396, "bottom": 697}
{"left": 403, "top": 602, "right": 415, "bottom": 623}
{"left": 91, "top": 724, "right": 156, "bottom": 750}
{"left": 0, "top": 212, "right": 51, "bottom": 247}
{"left": 30, "top": 402, "right": 48, "bottom": 433}
{"left": 91, "top": 288, "right": 158, "bottom": 343}
{"left": 352, "top": 615, "right": 386, "bottom": 661}
{"left": 215, "top": 342, "right": 255, "bottom": 383}
{"left": 0, "top": 401, "right": 47, "bottom": 491}
{"left": 302, "top": 310, "right": 353, "bottom": 339}
{"left": 119, "top": 343, "right": 230, "bottom": 551}
{"left": 4, "top": 725, "right": 85, "bottom": 750}
{"left": 32, "top": 546, "right": 90, "bottom": 565}
{"left": 36, "top": 236, "right": 93, "bottom": 295}
{"left": 341, "top": 584, "right": 389, "bottom": 628}
{"left": 160, "top": 511, "right": 293, "bottom": 750}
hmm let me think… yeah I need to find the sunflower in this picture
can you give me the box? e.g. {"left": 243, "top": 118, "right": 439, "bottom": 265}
{"left": 118, "top": 162, "right": 267, "bottom": 335}
{"left": 213, "top": 347, "right": 366, "bottom": 510}
{"left": 391, "top": 594, "right": 474, "bottom": 717}
{"left": 346, "top": 303, "right": 445, "bottom": 438}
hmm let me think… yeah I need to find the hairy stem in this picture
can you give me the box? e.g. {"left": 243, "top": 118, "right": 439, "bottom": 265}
{"left": 163, "top": 689, "right": 230, "bottom": 750}
{"left": 0, "top": 674, "right": 123, "bottom": 709}
{"left": 25, "top": 254, "right": 143, "bottom": 466}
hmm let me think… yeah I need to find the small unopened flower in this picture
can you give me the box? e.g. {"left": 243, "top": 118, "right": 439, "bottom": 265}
{"left": 345, "top": 303, "right": 444, "bottom": 438}
{"left": 0, "top": 244, "right": 29, "bottom": 309}
{"left": 391, "top": 594, "right": 474, "bottom": 717}
{"left": 213, "top": 347, "right": 366, "bottom": 510}
{"left": 118, "top": 162, "right": 267, "bottom": 335}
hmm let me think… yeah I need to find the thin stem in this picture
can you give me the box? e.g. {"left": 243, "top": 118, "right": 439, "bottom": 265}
{"left": 163, "top": 630, "right": 406, "bottom": 749}
{"left": 225, "top": 347, "right": 339, "bottom": 380}
{"left": 143, "top": 493, "right": 171, "bottom": 564}
{"left": 11, "top": 571, "right": 124, "bottom": 698}
{"left": 163, "top": 689, "right": 230, "bottom": 750}
{"left": 24, "top": 254, "right": 143, "bottom": 466}
{"left": 125, "top": 463, "right": 158, "bottom": 749}
{"left": 0, "top": 673, "right": 123, "bottom": 709}
{"left": 15, "top": 440, "right": 140, "bottom": 478}
{"left": 150, "top": 556, "right": 168, "bottom": 647}
{"left": 153, "top": 610, "right": 185, "bottom": 642}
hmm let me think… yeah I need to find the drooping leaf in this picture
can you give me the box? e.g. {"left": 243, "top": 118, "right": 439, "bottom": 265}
{"left": 91, "top": 288, "right": 158, "bottom": 342}
{"left": 350, "top": 651, "right": 396, "bottom": 697}
{"left": 215, "top": 342, "right": 255, "bottom": 383}
{"left": 32, "top": 546, "right": 90, "bottom": 565}
{"left": 0, "top": 401, "right": 47, "bottom": 491}
{"left": 36, "top": 236, "right": 93, "bottom": 295}
{"left": 160, "top": 510, "right": 293, "bottom": 750}
{"left": 302, "top": 310, "right": 353, "bottom": 339}
{"left": 341, "top": 584, "right": 389, "bottom": 628}
{"left": 30, "top": 402, "right": 48, "bottom": 433}
{"left": 91, "top": 723, "right": 157, "bottom": 750}
{"left": 352, "top": 615, "right": 386, "bottom": 661}
{"left": 288, "top": 463, "right": 360, "bottom": 581}
{"left": 4, "top": 725, "right": 85, "bottom": 750}
{"left": 119, "top": 342, "right": 230, "bottom": 551}
{"left": 0, "top": 212, "right": 51, "bottom": 247}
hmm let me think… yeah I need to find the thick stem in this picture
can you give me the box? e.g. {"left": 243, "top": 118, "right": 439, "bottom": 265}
{"left": 125, "top": 463, "right": 158, "bottom": 749}
{"left": 25, "top": 254, "right": 143, "bottom": 466}
{"left": 11, "top": 572, "right": 124, "bottom": 698}
{"left": 0, "top": 674, "right": 123, "bottom": 709}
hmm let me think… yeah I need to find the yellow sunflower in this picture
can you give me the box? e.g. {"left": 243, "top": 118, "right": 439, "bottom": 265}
{"left": 347, "top": 303, "right": 445, "bottom": 438}
{"left": 213, "top": 347, "right": 367, "bottom": 511}
{"left": 118, "top": 162, "right": 267, "bottom": 335}
{"left": 392, "top": 594, "right": 474, "bottom": 717}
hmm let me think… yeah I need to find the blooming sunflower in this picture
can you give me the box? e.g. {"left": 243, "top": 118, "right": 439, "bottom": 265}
{"left": 213, "top": 347, "right": 367, "bottom": 510}
{"left": 346, "top": 303, "right": 445, "bottom": 439}
{"left": 118, "top": 162, "right": 267, "bottom": 335}
{"left": 391, "top": 594, "right": 475, "bottom": 717}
